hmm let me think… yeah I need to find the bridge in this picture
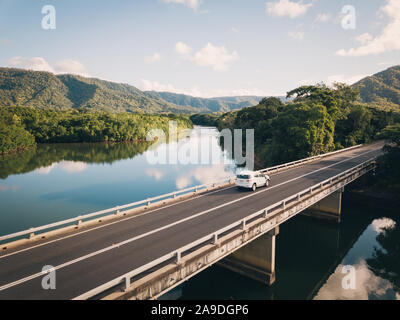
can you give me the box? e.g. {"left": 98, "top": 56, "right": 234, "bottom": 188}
{"left": 0, "top": 142, "right": 383, "bottom": 299}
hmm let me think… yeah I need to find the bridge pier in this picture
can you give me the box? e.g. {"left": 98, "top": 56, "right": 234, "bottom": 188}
{"left": 218, "top": 226, "right": 279, "bottom": 285}
{"left": 302, "top": 189, "right": 343, "bottom": 223}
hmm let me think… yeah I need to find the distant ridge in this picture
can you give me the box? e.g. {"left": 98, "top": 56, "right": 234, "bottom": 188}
{"left": 144, "top": 91, "right": 266, "bottom": 113}
{"left": 353, "top": 65, "right": 400, "bottom": 110}
{"left": 0, "top": 68, "right": 268, "bottom": 114}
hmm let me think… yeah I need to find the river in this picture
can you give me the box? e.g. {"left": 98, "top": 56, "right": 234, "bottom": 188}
{"left": 0, "top": 126, "right": 398, "bottom": 300}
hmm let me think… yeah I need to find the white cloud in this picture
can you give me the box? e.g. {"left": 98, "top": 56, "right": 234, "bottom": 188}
{"left": 371, "top": 218, "right": 396, "bottom": 234}
{"left": 327, "top": 74, "right": 369, "bottom": 86}
{"left": 146, "top": 168, "right": 164, "bottom": 181}
{"left": 58, "top": 161, "right": 88, "bottom": 173}
{"left": 35, "top": 161, "right": 88, "bottom": 174}
{"left": 9, "top": 56, "right": 54, "bottom": 72}
{"left": 8, "top": 56, "right": 89, "bottom": 77}
{"left": 354, "top": 33, "right": 374, "bottom": 45}
{"left": 175, "top": 41, "right": 238, "bottom": 72}
{"left": 315, "top": 13, "right": 331, "bottom": 23}
{"left": 175, "top": 41, "right": 193, "bottom": 56}
{"left": 336, "top": 0, "right": 400, "bottom": 56}
{"left": 315, "top": 261, "right": 396, "bottom": 300}
{"left": 54, "top": 59, "right": 89, "bottom": 77}
{"left": 139, "top": 79, "right": 276, "bottom": 98}
{"left": 288, "top": 31, "right": 305, "bottom": 40}
{"left": 145, "top": 53, "right": 161, "bottom": 64}
{"left": 176, "top": 164, "right": 235, "bottom": 189}
{"left": 193, "top": 43, "right": 239, "bottom": 71}
{"left": 35, "top": 164, "right": 57, "bottom": 175}
{"left": 162, "top": 0, "right": 202, "bottom": 11}
{"left": 266, "top": 0, "right": 313, "bottom": 19}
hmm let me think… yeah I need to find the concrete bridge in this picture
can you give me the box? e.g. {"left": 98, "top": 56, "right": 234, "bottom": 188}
{"left": 0, "top": 142, "right": 383, "bottom": 299}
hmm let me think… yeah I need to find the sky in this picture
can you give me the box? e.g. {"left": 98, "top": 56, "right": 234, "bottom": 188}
{"left": 0, "top": 0, "right": 399, "bottom": 98}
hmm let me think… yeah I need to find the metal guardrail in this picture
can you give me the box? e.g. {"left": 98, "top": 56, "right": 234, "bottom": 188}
{"left": 0, "top": 144, "right": 363, "bottom": 244}
{"left": 73, "top": 156, "right": 377, "bottom": 300}
{"left": 260, "top": 144, "right": 362, "bottom": 174}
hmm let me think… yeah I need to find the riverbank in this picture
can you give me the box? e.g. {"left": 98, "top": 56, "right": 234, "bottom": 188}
{"left": 0, "top": 106, "right": 193, "bottom": 155}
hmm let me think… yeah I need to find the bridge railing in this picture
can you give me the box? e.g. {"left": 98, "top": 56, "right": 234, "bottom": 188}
{"left": 73, "top": 156, "right": 377, "bottom": 300}
{"left": 0, "top": 144, "right": 363, "bottom": 245}
{"left": 0, "top": 177, "right": 234, "bottom": 244}
{"left": 260, "top": 144, "right": 362, "bottom": 174}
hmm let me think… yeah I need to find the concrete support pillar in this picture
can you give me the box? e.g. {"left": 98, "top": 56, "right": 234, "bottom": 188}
{"left": 303, "top": 189, "right": 343, "bottom": 223}
{"left": 218, "top": 226, "right": 279, "bottom": 285}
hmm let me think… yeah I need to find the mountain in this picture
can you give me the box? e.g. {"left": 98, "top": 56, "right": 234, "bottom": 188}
{"left": 353, "top": 65, "right": 400, "bottom": 110}
{"left": 144, "top": 91, "right": 265, "bottom": 113}
{"left": 0, "top": 68, "right": 201, "bottom": 114}
{"left": 0, "top": 68, "right": 268, "bottom": 114}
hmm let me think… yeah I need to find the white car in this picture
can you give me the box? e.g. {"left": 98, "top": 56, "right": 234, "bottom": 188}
{"left": 235, "top": 171, "right": 271, "bottom": 191}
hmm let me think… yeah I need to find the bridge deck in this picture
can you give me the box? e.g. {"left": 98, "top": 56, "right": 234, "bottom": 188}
{"left": 0, "top": 142, "right": 384, "bottom": 299}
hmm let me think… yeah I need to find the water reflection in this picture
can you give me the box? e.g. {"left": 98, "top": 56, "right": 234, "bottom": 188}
{"left": 0, "top": 142, "right": 153, "bottom": 179}
{"left": 0, "top": 127, "right": 236, "bottom": 236}
{"left": 315, "top": 218, "right": 399, "bottom": 300}
{"left": 178, "top": 199, "right": 400, "bottom": 300}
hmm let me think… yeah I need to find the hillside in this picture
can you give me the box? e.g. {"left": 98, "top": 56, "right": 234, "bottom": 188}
{"left": 0, "top": 68, "right": 267, "bottom": 114}
{"left": 353, "top": 65, "right": 400, "bottom": 110}
{"left": 0, "top": 68, "right": 200, "bottom": 114}
{"left": 144, "top": 91, "right": 265, "bottom": 113}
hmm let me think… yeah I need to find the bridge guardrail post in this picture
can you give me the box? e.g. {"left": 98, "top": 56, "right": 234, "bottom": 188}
{"left": 212, "top": 233, "right": 218, "bottom": 245}
{"left": 125, "top": 276, "right": 131, "bottom": 291}
{"left": 176, "top": 251, "right": 181, "bottom": 264}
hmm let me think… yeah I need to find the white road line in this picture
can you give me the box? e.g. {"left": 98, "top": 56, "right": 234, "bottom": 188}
{"left": 0, "top": 185, "right": 235, "bottom": 260}
{"left": 0, "top": 144, "right": 377, "bottom": 259}
{"left": 0, "top": 147, "right": 379, "bottom": 292}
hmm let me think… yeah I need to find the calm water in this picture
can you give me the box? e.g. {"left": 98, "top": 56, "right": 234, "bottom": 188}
{"left": 176, "top": 197, "right": 400, "bottom": 300}
{"left": 0, "top": 127, "right": 236, "bottom": 236}
{"left": 0, "top": 126, "right": 398, "bottom": 300}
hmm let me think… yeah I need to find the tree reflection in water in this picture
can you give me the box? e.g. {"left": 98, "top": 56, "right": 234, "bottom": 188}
{"left": 0, "top": 142, "right": 152, "bottom": 180}
{"left": 367, "top": 217, "right": 400, "bottom": 295}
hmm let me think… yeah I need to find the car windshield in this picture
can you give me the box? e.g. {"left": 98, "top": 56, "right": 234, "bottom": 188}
{"left": 237, "top": 175, "right": 251, "bottom": 179}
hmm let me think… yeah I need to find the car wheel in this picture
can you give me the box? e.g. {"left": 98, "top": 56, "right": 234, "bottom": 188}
{"left": 252, "top": 184, "right": 257, "bottom": 192}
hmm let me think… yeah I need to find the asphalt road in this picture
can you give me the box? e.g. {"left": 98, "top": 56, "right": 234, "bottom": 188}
{"left": 0, "top": 142, "right": 384, "bottom": 299}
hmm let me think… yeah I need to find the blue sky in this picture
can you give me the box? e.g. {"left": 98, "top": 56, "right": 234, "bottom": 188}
{"left": 0, "top": 0, "right": 399, "bottom": 97}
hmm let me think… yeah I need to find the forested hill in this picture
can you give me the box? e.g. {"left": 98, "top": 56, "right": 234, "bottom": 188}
{"left": 144, "top": 91, "right": 266, "bottom": 113}
{"left": 0, "top": 68, "right": 267, "bottom": 114}
{"left": 353, "top": 65, "right": 400, "bottom": 110}
{"left": 0, "top": 68, "right": 202, "bottom": 114}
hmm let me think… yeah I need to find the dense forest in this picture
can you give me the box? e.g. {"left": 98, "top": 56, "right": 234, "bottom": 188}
{"left": 0, "top": 68, "right": 265, "bottom": 114}
{"left": 191, "top": 83, "right": 400, "bottom": 168}
{"left": 145, "top": 91, "right": 266, "bottom": 113}
{"left": 353, "top": 65, "right": 400, "bottom": 111}
{"left": 0, "top": 106, "right": 192, "bottom": 154}
{"left": 0, "top": 68, "right": 198, "bottom": 114}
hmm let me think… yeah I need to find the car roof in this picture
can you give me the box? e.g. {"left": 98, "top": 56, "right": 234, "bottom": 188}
{"left": 237, "top": 171, "right": 258, "bottom": 175}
